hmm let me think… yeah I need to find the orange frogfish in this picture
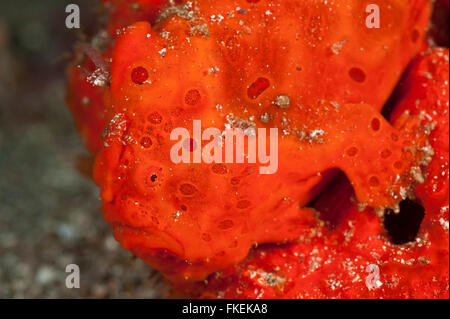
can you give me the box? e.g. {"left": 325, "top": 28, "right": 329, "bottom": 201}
{"left": 66, "top": 0, "right": 440, "bottom": 286}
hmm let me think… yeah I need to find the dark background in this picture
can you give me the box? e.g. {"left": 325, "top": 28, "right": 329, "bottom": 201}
{"left": 0, "top": 0, "right": 166, "bottom": 298}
